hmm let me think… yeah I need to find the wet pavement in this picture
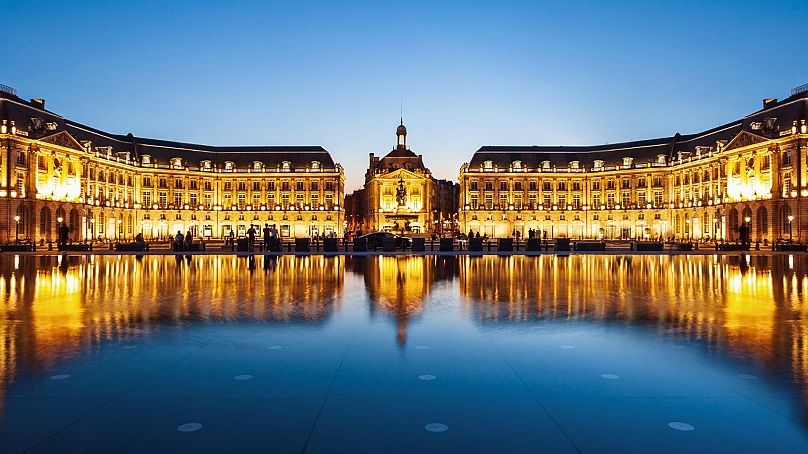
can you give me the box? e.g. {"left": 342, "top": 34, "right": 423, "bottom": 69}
{"left": 0, "top": 254, "right": 807, "bottom": 452}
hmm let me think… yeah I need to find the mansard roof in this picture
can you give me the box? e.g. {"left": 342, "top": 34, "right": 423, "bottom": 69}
{"left": 0, "top": 90, "right": 337, "bottom": 170}
{"left": 470, "top": 89, "right": 808, "bottom": 170}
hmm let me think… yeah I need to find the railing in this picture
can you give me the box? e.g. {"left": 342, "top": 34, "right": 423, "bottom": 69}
{"left": 792, "top": 84, "right": 808, "bottom": 96}
{"left": 0, "top": 84, "right": 16, "bottom": 96}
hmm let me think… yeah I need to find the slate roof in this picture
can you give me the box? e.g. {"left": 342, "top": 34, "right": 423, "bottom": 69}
{"left": 469, "top": 90, "right": 808, "bottom": 169}
{"left": 0, "top": 90, "right": 336, "bottom": 170}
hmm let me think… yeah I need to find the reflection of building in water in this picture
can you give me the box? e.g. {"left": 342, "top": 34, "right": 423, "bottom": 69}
{"left": 459, "top": 254, "right": 808, "bottom": 421}
{"left": 0, "top": 255, "right": 344, "bottom": 400}
{"left": 347, "top": 255, "right": 458, "bottom": 345}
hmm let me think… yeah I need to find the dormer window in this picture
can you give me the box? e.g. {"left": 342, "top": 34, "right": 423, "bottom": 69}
{"left": 171, "top": 157, "right": 183, "bottom": 169}
{"left": 253, "top": 161, "right": 263, "bottom": 172}
{"left": 593, "top": 160, "right": 604, "bottom": 170}
{"left": 224, "top": 161, "right": 235, "bottom": 172}
{"left": 311, "top": 161, "right": 320, "bottom": 171}
{"left": 569, "top": 161, "right": 580, "bottom": 170}
{"left": 622, "top": 157, "right": 634, "bottom": 168}
{"left": 141, "top": 155, "right": 152, "bottom": 166}
{"left": 541, "top": 161, "right": 551, "bottom": 171}
{"left": 281, "top": 161, "right": 291, "bottom": 172}
{"left": 656, "top": 154, "right": 666, "bottom": 165}
{"left": 512, "top": 160, "right": 522, "bottom": 171}
{"left": 201, "top": 160, "right": 212, "bottom": 171}
{"left": 483, "top": 160, "right": 494, "bottom": 171}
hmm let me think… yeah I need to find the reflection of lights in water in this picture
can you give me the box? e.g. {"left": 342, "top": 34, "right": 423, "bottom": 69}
{"left": 0, "top": 255, "right": 345, "bottom": 392}
{"left": 459, "top": 254, "right": 808, "bottom": 413}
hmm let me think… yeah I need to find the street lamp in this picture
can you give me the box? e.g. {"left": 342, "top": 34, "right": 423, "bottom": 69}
{"left": 788, "top": 214, "right": 794, "bottom": 241}
{"left": 13, "top": 215, "right": 20, "bottom": 242}
{"left": 685, "top": 218, "right": 691, "bottom": 242}
{"left": 713, "top": 218, "right": 719, "bottom": 242}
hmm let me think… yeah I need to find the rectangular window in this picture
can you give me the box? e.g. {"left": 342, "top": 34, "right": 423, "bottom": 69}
{"left": 142, "top": 192, "right": 151, "bottom": 207}
{"left": 174, "top": 192, "right": 183, "bottom": 207}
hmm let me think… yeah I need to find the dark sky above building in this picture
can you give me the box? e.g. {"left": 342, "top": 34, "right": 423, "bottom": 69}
{"left": 4, "top": 0, "right": 808, "bottom": 190}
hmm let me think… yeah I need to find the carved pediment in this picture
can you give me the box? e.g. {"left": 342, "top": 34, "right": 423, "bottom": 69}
{"left": 39, "top": 131, "right": 86, "bottom": 152}
{"left": 723, "top": 130, "right": 770, "bottom": 152}
{"left": 378, "top": 168, "right": 426, "bottom": 181}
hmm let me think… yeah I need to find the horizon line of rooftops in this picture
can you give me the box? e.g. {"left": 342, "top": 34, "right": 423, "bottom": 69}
{"left": 1, "top": 84, "right": 807, "bottom": 173}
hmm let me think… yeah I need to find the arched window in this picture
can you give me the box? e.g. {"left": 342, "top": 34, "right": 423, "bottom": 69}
{"left": 311, "top": 161, "right": 320, "bottom": 171}
{"left": 782, "top": 205, "right": 793, "bottom": 234}
{"left": 512, "top": 160, "right": 522, "bottom": 171}
{"left": 171, "top": 157, "right": 183, "bottom": 169}
{"left": 253, "top": 161, "right": 263, "bottom": 172}
{"left": 39, "top": 207, "right": 51, "bottom": 238}
{"left": 141, "top": 155, "right": 152, "bottom": 166}
{"left": 281, "top": 161, "right": 291, "bottom": 172}
{"left": 224, "top": 161, "right": 235, "bottom": 172}
{"left": 483, "top": 160, "right": 493, "bottom": 171}
{"left": 200, "top": 160, "right": 212, "bottom": 171}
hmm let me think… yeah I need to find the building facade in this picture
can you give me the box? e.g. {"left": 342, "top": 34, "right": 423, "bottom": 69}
{"left": 0, "top": 86, "right": 344, "bottom": 243}
{"left": 346, "top": 121, "right": 458, "bottom": 236}
{"left": 459, "top": 88, "right": 808, "bottom": 243}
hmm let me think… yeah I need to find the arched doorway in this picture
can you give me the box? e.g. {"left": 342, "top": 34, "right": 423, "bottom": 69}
{"left": 15, "top": 205, "right": 29, "bottom": 241}
{"left": 714, "top": 209, "right": 723, "bottom": 241}
{"left": 742, "top": 206, "right": 753, "bottom": 240}
{"left": 69, "top": 208, "right": 80, "bottom": 241}
{"left": 39, "top": 207, "right": 52, "bottom": 241}
{"left": 781, "top": 205, "right": 793, "bottom": 240}
{"left": 86, "top": 209, "right": 95, "bottom": 240}
{"left": 728, "top": 208, "right": 739, "bottom": 241}
{"left": 756, "top": 207, "right": 768, "bottom": 241}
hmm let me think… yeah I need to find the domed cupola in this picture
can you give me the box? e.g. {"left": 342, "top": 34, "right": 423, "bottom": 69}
{"left": 396, "top": 118, "right": 407, "bottom": 149}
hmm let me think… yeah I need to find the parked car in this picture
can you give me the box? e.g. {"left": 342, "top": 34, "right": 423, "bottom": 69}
{"left": 357, "top": 232, "right": 412, "bottom": 250}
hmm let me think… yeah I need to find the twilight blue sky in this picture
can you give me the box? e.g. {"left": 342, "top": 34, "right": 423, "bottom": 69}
{"left": 3, "top": 0, "right": 807, "bottom": 190}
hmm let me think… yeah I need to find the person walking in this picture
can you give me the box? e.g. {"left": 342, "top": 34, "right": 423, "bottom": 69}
{"left": 247, "top": 225, "right": 256, "bottom": 251}
{"left": 263, "top": 224, "right": 271, "bottom": 251}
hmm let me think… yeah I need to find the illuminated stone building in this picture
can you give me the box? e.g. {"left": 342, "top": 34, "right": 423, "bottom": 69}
{"left": 347, "top": 121, "right": 457, "bottom": 235}
{"left": 0, "top": 86, "right": 344, "bottom": 242}
{"left": 459, "top": 86, "right": 808, "bottom": 242}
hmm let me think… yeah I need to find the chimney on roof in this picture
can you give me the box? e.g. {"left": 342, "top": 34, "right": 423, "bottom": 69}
{"left": 30, "top": 98, "right": 45, "bottom": 109}
{"left": 763, "top": 98, "right": 777, "bottom": 110}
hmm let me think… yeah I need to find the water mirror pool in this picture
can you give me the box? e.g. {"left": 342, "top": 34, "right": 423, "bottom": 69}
{"left": 1, "top": 254, "right": 807, "bottom": 452}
